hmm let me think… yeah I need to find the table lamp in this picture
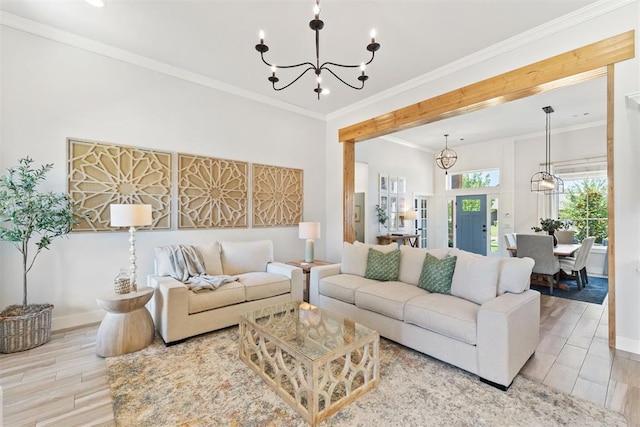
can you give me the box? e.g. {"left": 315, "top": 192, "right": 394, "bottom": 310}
{"left": 299, "top": 222, "right": 321, "bottom": 263}
{"left": 403, "top": 210, "right": 418, "bottom": 230}
{"left": 110, "top": 204, "right": 152, "bottom": 292}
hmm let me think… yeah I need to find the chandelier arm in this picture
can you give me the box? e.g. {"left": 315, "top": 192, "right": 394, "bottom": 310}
{"left": 272, "top": 66, "right": 317, "bottom": 91}
{"left": 260, "top": 53, "right": 316, "bottom": 70}
{"left": 319, "top": 51, "right": 377, "bottom": 70}
{"left": 321, "top": 67, "right": 366, "bottom": 90}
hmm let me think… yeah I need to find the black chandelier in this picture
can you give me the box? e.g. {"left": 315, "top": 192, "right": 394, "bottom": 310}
{"left": 531, "top": 106, "right": 564, "bottom": 194}
{"left": 254, "top": 0, "right": 380, "bottom": 100}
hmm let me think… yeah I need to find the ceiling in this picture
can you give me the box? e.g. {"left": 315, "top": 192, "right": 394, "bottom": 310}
{"left": 0, "top": 0, "right": 606, "bottom": 149}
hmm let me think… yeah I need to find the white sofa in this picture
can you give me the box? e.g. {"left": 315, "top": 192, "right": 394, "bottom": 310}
{"left": 309, "top": 242, "right": 539, "bottom": 389}
{"left": 149, "top": 240, "right": 304, "bottom": 344}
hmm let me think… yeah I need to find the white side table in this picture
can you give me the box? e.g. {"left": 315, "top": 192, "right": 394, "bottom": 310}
{"left": 95, "top": 286, "right": 155, "bottom": 357}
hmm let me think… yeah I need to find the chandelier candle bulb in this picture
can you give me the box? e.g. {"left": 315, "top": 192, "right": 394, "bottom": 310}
{"left": 259, "top": 31, "right": 264, "bottom": 44}
{"left": 370, "top": 29, "right": 376, "bottom": 43}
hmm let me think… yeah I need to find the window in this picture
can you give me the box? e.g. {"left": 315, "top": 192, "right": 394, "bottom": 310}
{"left": 490, "top": 197, "right": 499, "bottom": 253}
{"left": 555, "top": 159, "right": 607, "bottom": 244}
{"left": 448, "top": 169, "right": 500, "bottom": 190}
{"left": 447, "top": 199, "right": 454, "bottom": 248}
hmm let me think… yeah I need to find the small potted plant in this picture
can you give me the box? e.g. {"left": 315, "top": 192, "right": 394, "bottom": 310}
{"left": 531, "top": 218, "right": 568, "bottom": 246}
{"left": 0, "top": 157, "right": 78, "bottom": 353}
{"left": 375, "top": 204, "right": 388, "bottom": 235}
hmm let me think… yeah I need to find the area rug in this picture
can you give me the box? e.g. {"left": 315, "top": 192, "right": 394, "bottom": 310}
{"left": 106, "top": 327, "right": 626, "bottom": 426}
{"left": 531, "top": 275, "right": 608, "bottom": 305}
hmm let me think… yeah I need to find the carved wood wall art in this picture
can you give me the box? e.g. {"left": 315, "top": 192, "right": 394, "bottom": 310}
{"left": 252, "top": 163, "right": 303, "bottom": 227}
{"left": 68, "top": 139, "right": 172, "bottom": 231}
{"left": 178, "top": 153, "right": 248, "bottom": 228}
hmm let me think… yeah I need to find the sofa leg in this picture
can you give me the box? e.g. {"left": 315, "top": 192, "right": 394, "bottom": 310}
{"left": 479, "top": 376, "right": 511, "bottom": 391}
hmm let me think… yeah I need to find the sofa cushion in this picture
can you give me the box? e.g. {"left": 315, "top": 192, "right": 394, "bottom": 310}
{"left": 188, "top": 281, "right": 245, "bottom": 314}
{"left": 319, "top": 274, "right": 379, "bottom": 304}
{"left": 341, "top": 241, "right": 397, "bottom": 277}
{"left": 398, "top": 246, "right": 450, "bottom": 285}
{"left": 417, "top": 254, "right": 457, "bottom": 294}
{"left": 220, "top": 240, "right": 273, "bottom": 275}
{"left": 365, "top": 248, "right": 401, "bottom": 281}
{"left": 355, "top": 282, "right": 427, "bottom": 320}
{"left": 450, "top": 250, "right": 500, "bottom": 305}
{"left": 195, "top": 242, "right": 223, "bottom": 276}
{"left": 236, "top": 272, "right": 290, "bottom": 301}
{"left": 498, "top": 257, "right": 535, "bottom": 295}
{"left": 404, "top": 293, "right": 479, "bottom": 345}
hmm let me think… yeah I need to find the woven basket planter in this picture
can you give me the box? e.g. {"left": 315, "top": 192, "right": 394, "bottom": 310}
{"left": 0, "top": 305, "right": 53, "bottom": 353}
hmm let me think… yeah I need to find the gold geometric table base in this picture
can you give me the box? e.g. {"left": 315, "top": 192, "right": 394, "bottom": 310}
{"left": 239, "top": 302, "right": 379, "bottom": 426}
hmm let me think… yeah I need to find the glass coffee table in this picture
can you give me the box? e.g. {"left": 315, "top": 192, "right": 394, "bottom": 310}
{"left": 239, "top": 301, "right": 379, "bottom": 426}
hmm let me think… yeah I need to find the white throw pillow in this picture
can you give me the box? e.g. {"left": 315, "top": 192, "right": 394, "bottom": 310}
{"left": 342, "top": 241, "right": 396, "bottom": 277}
{"left": 220, "top": 240, "right": 273, "bottom": 276}
{"left": 154, "top": 246, "right": 173, "bottom": 276}
{"left": 497, "top": 257, "right": 535, "bottom": 295}
{"left": 195, "top": 241, "right": 223, "bottom": 276}
{"left": 398, "top": 246, "right": 450, "bottom": 285}
{"left": 450, "top": 250, "right": 500, "bottom": 305}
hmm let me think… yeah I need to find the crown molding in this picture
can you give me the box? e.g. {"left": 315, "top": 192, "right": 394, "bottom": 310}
{"left": 0, "top": 11, "right": 326, "bottom": 121}
{"left": 327, "top": 0, "right": 636, "bottom": 122}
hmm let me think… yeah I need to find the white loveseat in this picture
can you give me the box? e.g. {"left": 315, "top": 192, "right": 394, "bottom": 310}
{"left": 149, "top": 240, "right": 303, "bottom": 344}
{"left": 309, "top": 242, "right": 539, "bottom": 389}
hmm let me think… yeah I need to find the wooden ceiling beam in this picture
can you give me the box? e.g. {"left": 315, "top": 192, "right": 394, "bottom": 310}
{"left": 338, "top": 30, "right": 635, "bottom": 143}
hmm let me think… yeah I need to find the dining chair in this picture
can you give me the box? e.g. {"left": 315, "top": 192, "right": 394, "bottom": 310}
{"left": 503, "top": 234, "right": 516, "bottom": 257}
{"left": 555, "top": 230, "right": 575, "bottom": 244}
{"left": 559, "top": 236, "right": 596, "bottom": 290}
{"left": 516, "top": 234, "right": 560, "bottom": 295}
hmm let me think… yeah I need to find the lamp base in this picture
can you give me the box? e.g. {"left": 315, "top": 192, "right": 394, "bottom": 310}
{"left": 305, "top": 239, "right": 315, "bottom": 263}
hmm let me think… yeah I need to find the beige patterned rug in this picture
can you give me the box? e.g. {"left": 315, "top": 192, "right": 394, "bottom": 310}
{"left": 106, "top": 327, "right": 626, "bottom": 426}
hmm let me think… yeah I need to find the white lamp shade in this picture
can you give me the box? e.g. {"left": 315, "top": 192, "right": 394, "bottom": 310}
{"left": 110, "top": 204, "right": 153, "bottom": 227}
{"left": 404, "top": 210, "right": 418, "bottom": 220}
{"left": 299, "top": 222, "right": 321, "bottom": 239}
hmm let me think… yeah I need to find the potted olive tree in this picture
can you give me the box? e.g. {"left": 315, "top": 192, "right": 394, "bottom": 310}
{"left": 0, "top": 157, "right": 77, "bottom": 353}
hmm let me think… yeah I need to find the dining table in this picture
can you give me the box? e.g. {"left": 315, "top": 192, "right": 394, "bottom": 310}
{"left": 506, "top": 243, "right": 582, "bottom": 257}
{"left": 507, "top": 242, "right": 582, "bottom": 291}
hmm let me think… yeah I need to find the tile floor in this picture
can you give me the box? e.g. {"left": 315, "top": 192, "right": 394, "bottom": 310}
{"left": 1, "top": 294, "right": 639, "bottom": 426}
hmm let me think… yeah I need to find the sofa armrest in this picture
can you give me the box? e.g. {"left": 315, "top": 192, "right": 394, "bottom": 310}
{"left": 477, "top": 290, "right": 540, "bottom": 387}
{"left": 309, "top": 263, "right": 342, "bottom": 306}
{"left": 148, "top": 275, "right": 190, "bottom": 344}
{"left": 267, "top": 262, "right": 304, "bottom": 301}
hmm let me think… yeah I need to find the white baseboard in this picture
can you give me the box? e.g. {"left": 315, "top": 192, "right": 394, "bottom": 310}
{"left": 616, "top": 335, "right": 640, "bottom": 354}
{"left": 52, "top": 310, "right": 105, "bottom": 331}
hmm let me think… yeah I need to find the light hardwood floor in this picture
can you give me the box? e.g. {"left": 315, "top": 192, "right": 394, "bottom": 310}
{"left": 1, "top": 295, "right": 639, "bottom": 426}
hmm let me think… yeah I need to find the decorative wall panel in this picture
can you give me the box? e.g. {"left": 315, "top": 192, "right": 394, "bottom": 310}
{"left": 252, "top": 164, "right": 303, "bottom": 227}
{"left": 68, "top": 139, "right": 172, "bottom": 231}
{"left": 178, "top": 154, "right": 248, "bottom": 228}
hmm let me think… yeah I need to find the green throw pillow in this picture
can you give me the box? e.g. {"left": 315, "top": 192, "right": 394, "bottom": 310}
{"left": 364, "top": 248, "right": 401, "bottom": 281}
{"left": 418, "top": 253, "right": 457, "bottom": 294}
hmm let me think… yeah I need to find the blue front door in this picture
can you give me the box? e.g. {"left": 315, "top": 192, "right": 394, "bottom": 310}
{"left": 456, "top": 195, "right": 487, "bottom": 255}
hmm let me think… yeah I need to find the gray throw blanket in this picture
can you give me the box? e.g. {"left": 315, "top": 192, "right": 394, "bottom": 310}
{"left": 161, "top": 244, "right": 237, "bottom": 292}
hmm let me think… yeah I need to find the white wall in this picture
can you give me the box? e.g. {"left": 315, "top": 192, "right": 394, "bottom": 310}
{"left": 0, "top": 27, "right": 326, "bottom": 329}
{"left": 325, "top": 3, "right": 640, "bottom": 351}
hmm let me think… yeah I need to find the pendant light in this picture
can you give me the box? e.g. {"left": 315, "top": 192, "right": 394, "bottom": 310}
{"left": 435, "top": 134, "right": 457, "bottom": 174}
{"left": 531, "top": 106, "right": 564, "bottom": 194}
